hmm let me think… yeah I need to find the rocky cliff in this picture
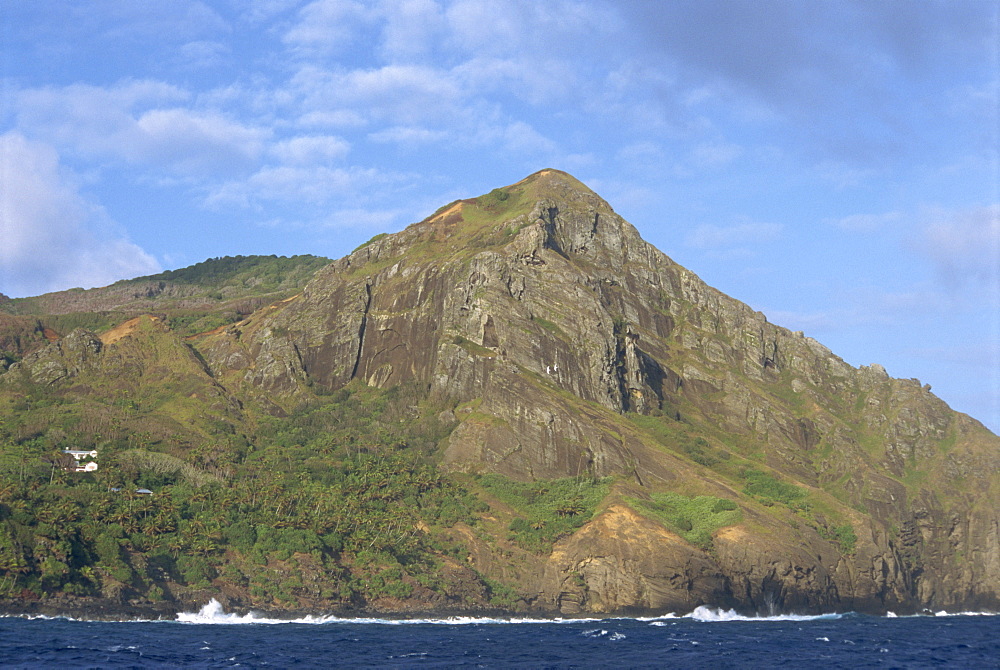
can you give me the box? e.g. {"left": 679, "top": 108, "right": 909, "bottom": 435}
{"left": 1, "top": 170, "right": 997, "bottom": 616}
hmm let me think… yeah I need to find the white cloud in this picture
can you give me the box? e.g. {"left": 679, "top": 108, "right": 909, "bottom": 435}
{"left": 297, "top": 110, "right": 369, "bottom": 129}
{"left": 270, "top": 135, "right": 350, "bottom": 165}
{"left": 368, "top": 126, "right": 448, "bottom": 145}
{"left": 120, "top": 1, "right": 228, "bottom": 37}
{"left": 827, "top": 211, "right": 902, "bottom": 232}
{"left": 319, "top": 207, "right": 404, "bottom": 230}
{"left": 685, "top": 219, "right": 783, "bottom": 249}
{"left": 690, "top": 141, "right": 743, "bottom": 168}
{"left": 0, "top": 133, "right": 159, "bottom": 297}
{"left": 500, "top": 121, "right": 557, "bottom": 156}
{"left": 206, "top": 165, "right": 392, "bottom": 208}
{"left": 454, "top": 56, "right": 581, "bottom": 107}
{"left": 177, "top": 40, "right": 230, "bottom": 69}
{"left": 132, "top": 108, "right": 267, "bottom": 174}
{"left": 283, "top": 0, "right": 369, "bottom": 55}
{"left": 16, "top": 82, "right": 267, "bottom": 177}
{"left": 245, "top": 0, "right": 303, "bottom": 23}
{"left": 917, "top": 204, "right": 1000, "bottom": 287}
{"left": 290, "top": 63, "right": 463, "bottom": 126}
{"left": 377, "top": 0, "right": 445, "bottom": 61}
{"left": 815, "top": 161, "right": 880, "bottom": 189}
{"left": 444, "top": 0, "right": 613, "bottom": 59}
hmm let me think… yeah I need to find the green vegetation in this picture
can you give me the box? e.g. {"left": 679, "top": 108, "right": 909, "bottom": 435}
{"left": 452, "top": 335, "right": 497, "bottom": 358}
{"left": 629, "top": 492, "right": 742, "bottom": 550}
{"left": 129, "top": 255, "right": 329, "bottom": 288}
{"left": 818, "top": 523, "right": 857, "bottom": 554}
{"left": 352, "top": 233, "right": 388, "bottom": 253}
{"left": 741, "top": 468, "right": 807, "bottom": 507}
{"left": 530, "top": 316, "right": 567, "bottom": 340}
{"left": 628, "top": 413, "right": 727, "bottom": 468}
{"left": 476, "top": 188, "right": 511, "bottom": 212}
{"left": 1, "top": 255, "right": 330, "bottom": 341}
{"left": 477, "top": 475, "right": 612, "bottom": 553}
{"left": 0, "top": 382, "right": 492, "bottom": 607}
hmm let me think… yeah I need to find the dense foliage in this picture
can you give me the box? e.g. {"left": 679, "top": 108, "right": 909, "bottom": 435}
{"left": 0, "top": 383, "right": 488, "bottom": 607}
{"left": 122, "top": 255, "right": 330, "bottom": 289}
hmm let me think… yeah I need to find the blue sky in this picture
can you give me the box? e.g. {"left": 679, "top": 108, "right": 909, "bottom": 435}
{"left": 1, "top": 0, "right": 998, "bottom": 432}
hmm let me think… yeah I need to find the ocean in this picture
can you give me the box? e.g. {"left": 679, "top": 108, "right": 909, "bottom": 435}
{"left": 1, "top": 600, "right": 997, "bottom": 668}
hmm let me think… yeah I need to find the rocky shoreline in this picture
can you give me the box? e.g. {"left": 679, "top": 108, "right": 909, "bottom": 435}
{"left": 0, "top": 594, "right": 528, "bottom": 623}
{"left": 4, "top": 592, "right": 987, "bottom": 623}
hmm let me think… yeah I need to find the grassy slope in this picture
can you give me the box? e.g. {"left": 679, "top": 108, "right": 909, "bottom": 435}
{"left": 0, "top": 255, "right": 332, "bottom": 347}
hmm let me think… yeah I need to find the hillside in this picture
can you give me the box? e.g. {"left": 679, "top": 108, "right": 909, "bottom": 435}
{"left": 0, "top": 170, "right": 997, "bottom": 619}
{"left": 0, "top": 255, "right": 331, "bottom": 366}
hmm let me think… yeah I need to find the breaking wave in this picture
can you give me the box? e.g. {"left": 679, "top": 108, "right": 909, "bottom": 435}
{"left": 681, "top": 605, "right": 846, "bottom": 622}
{"left": 6, "top": 600, "right": 996, "bottom": 625}
{"left": 175, "top": 601, "right": 850, "bottom": 626}
{"left": 175, "top": 599, "right": 609, "bottom": 625}
{"left": 884, "top": 610, "right": 1000, "bottom": 619}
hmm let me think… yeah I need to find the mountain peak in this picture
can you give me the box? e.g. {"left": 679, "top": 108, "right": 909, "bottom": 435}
{"left": 341, "top": 169, "right": 629, "bottom": 277}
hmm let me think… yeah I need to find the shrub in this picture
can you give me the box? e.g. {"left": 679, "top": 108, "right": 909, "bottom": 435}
{"left": 176, "top": 555, "right": 214, "bottom": 587}
{"left": 742, "top": 468, "right": 806, "bottom": 506}
{"left": 478, "top": 475, "right": 612, "bottom": 553}
{"left": 224, "top": 520, "right": 257, "bottom": 553}
{"left": 630, "top": 492, "right": 742, "bottom": 551}
{"left": 820, "top": 523, "right": 857, "bottom": 554}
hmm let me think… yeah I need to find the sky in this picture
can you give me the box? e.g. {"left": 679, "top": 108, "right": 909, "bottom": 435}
{"left": 1, "top": 0, "right": 998, "bottom": 432}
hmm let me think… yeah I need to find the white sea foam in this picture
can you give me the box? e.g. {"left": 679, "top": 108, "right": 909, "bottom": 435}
{"left": 627, "top": 613, "right": 680, "bottom": 622}
{"left": 176, "top": 599, "right": 339, "bottom": 625}
{"left": 683, "top": 605, "right": 843, "bottom": 622}
{"left": 881, "top": 609, "right": 998, "bottom": 619}
{"left": 175, "top": 599, "right": 608, "bottom": 625}
{"left": 6, "top": 598, "right": 996, "bottom": 625}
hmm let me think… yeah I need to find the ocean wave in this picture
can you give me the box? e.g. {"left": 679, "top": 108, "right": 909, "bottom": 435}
{"left": 174, "top": 601, "right": 844, "bottom": 626}
{"left": 885, "top": 610, "right": 1000, "bottom": 619}
{"left": 6, "top": 600, "right": 996, "bottom": 625}
{"left": 175, "top": 599, "right": 610, "bottom": 625}
{"left": 682, "top": 606, "right": 845, "bottom": 622}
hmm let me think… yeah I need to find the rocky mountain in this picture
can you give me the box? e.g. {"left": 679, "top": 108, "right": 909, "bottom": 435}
{"left": 1, "top": 170, "right": 997, "bottom": 618}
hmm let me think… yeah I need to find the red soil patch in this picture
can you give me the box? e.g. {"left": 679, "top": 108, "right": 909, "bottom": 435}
{"left": 100, "top": 316, "right": 161, "bottom": 345}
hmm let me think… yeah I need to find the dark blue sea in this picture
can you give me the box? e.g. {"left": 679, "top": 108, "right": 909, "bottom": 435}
{"left": 1, "top": 600, "right": 998, "bottom": 668}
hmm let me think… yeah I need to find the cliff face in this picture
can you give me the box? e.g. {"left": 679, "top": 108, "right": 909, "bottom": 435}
{"left": 2, "top": 170, "right": 997, "bottom": 616}
{"left": 188, "top": 169, "right": 999, "bottom": 614}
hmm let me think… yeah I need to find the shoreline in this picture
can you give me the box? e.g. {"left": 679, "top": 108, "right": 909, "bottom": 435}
{"left": 2, "top": 596, "right": 996, "bottom": 624}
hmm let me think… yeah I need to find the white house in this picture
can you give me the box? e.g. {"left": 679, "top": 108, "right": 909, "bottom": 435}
{"left": 64, "top": 449, "right": 98, "bottom": 460}
{"left": 63, "top": 449, "right": 98, "bottom": 472}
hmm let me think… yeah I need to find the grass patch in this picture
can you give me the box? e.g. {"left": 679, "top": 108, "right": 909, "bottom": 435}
{"left": 742, "top": 468, "right": 807, "bottom": 507}
{"left": 477, "top": 474, "right": 612, "bottom": 553}
{"left": 818, "top": 523, "right": 857, "bottom": 554}
{"left": 627, "top": 413, "right": 722, "bottom": 467}
{"left": 530, "top": 315, "right": 567, "bottom": 340}
{"left": 476, "top": 188, "right": 511, "bottom": 213}
{"left": 452, "top": 335, "right": 497, "bottom": 358}
{"left": 630, "top": 492, "right": 742, "bottom": 550}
